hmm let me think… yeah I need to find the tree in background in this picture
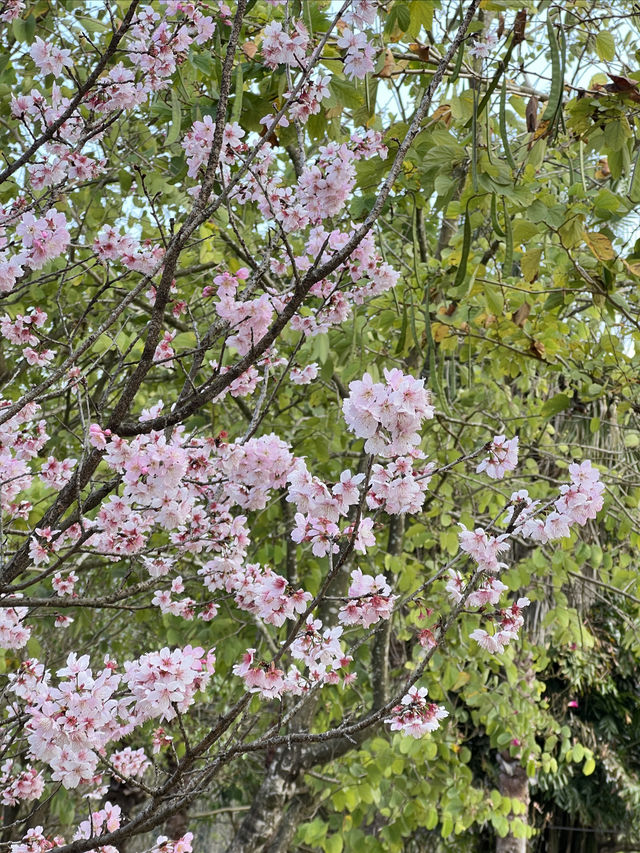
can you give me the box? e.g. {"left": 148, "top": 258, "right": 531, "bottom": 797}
{"left": 0, "top": 1, "right": 639, "bottom": 851}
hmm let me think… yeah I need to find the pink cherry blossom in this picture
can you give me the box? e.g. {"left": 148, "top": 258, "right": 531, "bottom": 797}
{"left": 476, "top": 434, "right": 519, "bottom": 480}
{"left": 385, "top": 686, "right": 449, "bottom": 738}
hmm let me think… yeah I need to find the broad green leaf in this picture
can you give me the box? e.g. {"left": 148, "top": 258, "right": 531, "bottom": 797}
{"left": 595, "top": 31, "right": 615, "bottom": 61}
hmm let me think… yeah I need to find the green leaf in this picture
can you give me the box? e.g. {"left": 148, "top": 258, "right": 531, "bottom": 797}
{"left": 425, "top": 806, "right": 438, "bottom": 830}
{"left": 395, "top": 3, "right": 411, "bottom": 32}
{"left": 604, "top": 118, "right": 632, "bottom": 152}
{"left": 512, "top": 219, "right": 540, "bottom": 244}
{"left": 595, "top": 31, "right": 615, "bottom": 62}
{"left": 541, "top": 393, "right": 571, "bottom": 416}
{"left": 583, "top": 757, "right": 596, "bottom": 776}
{"left": 441, "top": 814, "right": 453, "bottom": 837}
{"left": 329, "top": 77, "right": 362, "bottom": 111}
{"left": 12, "top": 12, "right": 36, "bottom": 43}
{"left": 324, "top": 834, "right": 344, "bottom": 853}
{"left": 408, "top": 0, "right": 434, "bottom": 37}
{"left": 485, "top": 284, "right": 504, "bottom": 315}
{"left": 165, "top": 89, "right": 182, "bottom": 145}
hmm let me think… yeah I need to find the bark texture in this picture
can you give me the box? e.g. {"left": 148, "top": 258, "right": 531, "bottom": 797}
{"left": 223, "top": 753, "right": 300, "bottom": 853}
{"left": 496, "top": 751, "right": 529, "bottom": 853}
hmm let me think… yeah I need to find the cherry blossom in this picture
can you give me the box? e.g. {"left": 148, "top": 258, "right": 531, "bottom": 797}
{"left": 476, "top": 434, "right": 519, "bottom": 480}
{"left": 343, "top": 368, "right": 434, "bottom": 457}
{"left": 30, "top": 37, "right": 73, "bottom": 77}
{"left": 386, "top": 686, "right": 449, "bottom": 738}
{"left": 0, "top": 760, "right": 45, "bottom": 806}
{"left": 111, "top": 746, "right": 150, "bottom": 779}
{"left": 338, "top": 568, "right": 396, "bottom": 628}
{"left": 470, "top": 597, "right": 531, "bottom": 655}
{"left": 337, "top": 28, "right": 376, "bottom": 80}
{"left": 458, "top": 524, "right": 510, "bottom": 573}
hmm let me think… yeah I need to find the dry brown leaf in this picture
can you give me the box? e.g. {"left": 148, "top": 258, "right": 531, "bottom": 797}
{"left": 525, "top": 96, "right": 539, "bottom": 133}
{"left": 594, "top": 157, "right": 611, "bottom": 180}
{"left": 376, "top": 48, "right": 397, "bottom": 78}
{"left": 604, "top": 73, "right": 640, "bottom": 103}
{"left": 513, "top": 9, "right": 527, "bottom": 45}
{"left": 512, "top": 302, "right": 531, "bottom": 327}
{"left": 430, "top": 104, "right": 452, "bottom": 127}
{"left": 409, "top": 42, "right": 430, "bottom": 62}
{"left": 242, "top": 41, "right": 257, "bottom": 60}
{"left": 532, "top": 119, "right": 550, "bottom": 141}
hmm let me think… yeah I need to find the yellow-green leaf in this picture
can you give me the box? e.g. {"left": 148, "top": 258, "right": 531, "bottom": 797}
{"left": 595, "top": 31, "right": 615, "bottom": 62}
{"left": 521, "top": 248, "right": 542, "bottom": 282}
{"left": 584, "top": 230, "right": 615, "bottom": 261}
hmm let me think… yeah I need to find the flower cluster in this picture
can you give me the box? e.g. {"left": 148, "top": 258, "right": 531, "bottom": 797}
{"left": 290, "top": 618, "right": 354, "bottom": 685}
{"left": 220, "top": 431, "right": 294, "bottom": 509}
{"left": 40, "top": 455, "right": 76, "bottom": 490}
{"left": 0, "top": 401, "right": 48, "bottom": 513}
{"left": 232, "top": 649, "right": 304, "bottom": 699}
{"left": 182, "top": 116, "right": 245, "bottom": 178}
{"left": 446, "top": 570, "right": 508, "bottom": 608}
{"left": 72, "top": 801, "right": 122, "bottom": 849}
{"left": 14, "top": 653, "right": 128, "bottom": 789}
{"left": 0, "top": 307, "right": 47, "bottom": 345}
{"left": 200, "top": 559, "right": 310, "bottom": 627}
{"left": 476, "top": 434, "right": 519, "bottom": 480}
{"left": 337, "top": 28, "right": 376, "bottom": 79}
{"left": 470, "top": 597, "right": 531, "bottom": 655}
{"left": 29, "top": 36, "right": 73, "bottom": 77}
{"left": 288, "top": 463, "right": 367, "bottom": 556}
{"left": 458, "top": 525, "right": 510, "bottom": 574}
{"left": 213, "top": 269, "right": 274, "bottom": 356}
{"left": 0, "top": 208, "right": 70, "bottom": 282}
{"left": 468, "top": 30, "right": 499, "bottom": 59}
{"left": 93, "top": 225, "right": 165, "bottom": 275}
{"left": 286, "top": 76, "right": 331, "bottom": 123}
{"left": 10, "top": 826, "right": 66, "bottom": 853}
{"left": 343, "top": 368, "right": 434, "bottom": 457}
{"left": 0, "top": 595, "right": 31, "bottom": 649}
{"left": 291, "top": 363, "right": 319, "bottom": 384}
{"left": 111, "top": 747, "right": 150, "bottom": 779}
{"left": 385, "top": 686, "right": 449, "bottom": 738}
{"left": 0, "top": 760, "right": 45, "bottom": 807}
{"left": 261, "top": 19, "right": 309, "bottom": 68}
{"left": 338, "top": 568, "right": 396, "bottom": 628}
{"left": 27, "top": 143, "right": 105, "bottom": 191}
{"left": 367, "top": 456, "right": 434, "bottom": 515}
{"left": 122, "top": 645, "right": 216, "bottom": 722}
{"left": 51, "top": 571, "right": 78, "bottom": 597}
{"left": 518, "top": 460, "right": 604, "bottom": 542}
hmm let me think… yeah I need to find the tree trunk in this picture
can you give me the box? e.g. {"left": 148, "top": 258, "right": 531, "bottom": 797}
{"left": 496, "top": 751, "right": 529, "bottom": 853}
{"left": 224, "top": 751, "right": 300, "bottom": 853}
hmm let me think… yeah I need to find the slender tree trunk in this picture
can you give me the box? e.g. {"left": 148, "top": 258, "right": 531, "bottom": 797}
{"left": 496, "top": 751, "right": 529, "bottom": 853}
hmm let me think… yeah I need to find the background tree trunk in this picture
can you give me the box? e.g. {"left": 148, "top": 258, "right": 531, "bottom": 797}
{"left": 496, "top": 751, "right": 529, "bottom": 853}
